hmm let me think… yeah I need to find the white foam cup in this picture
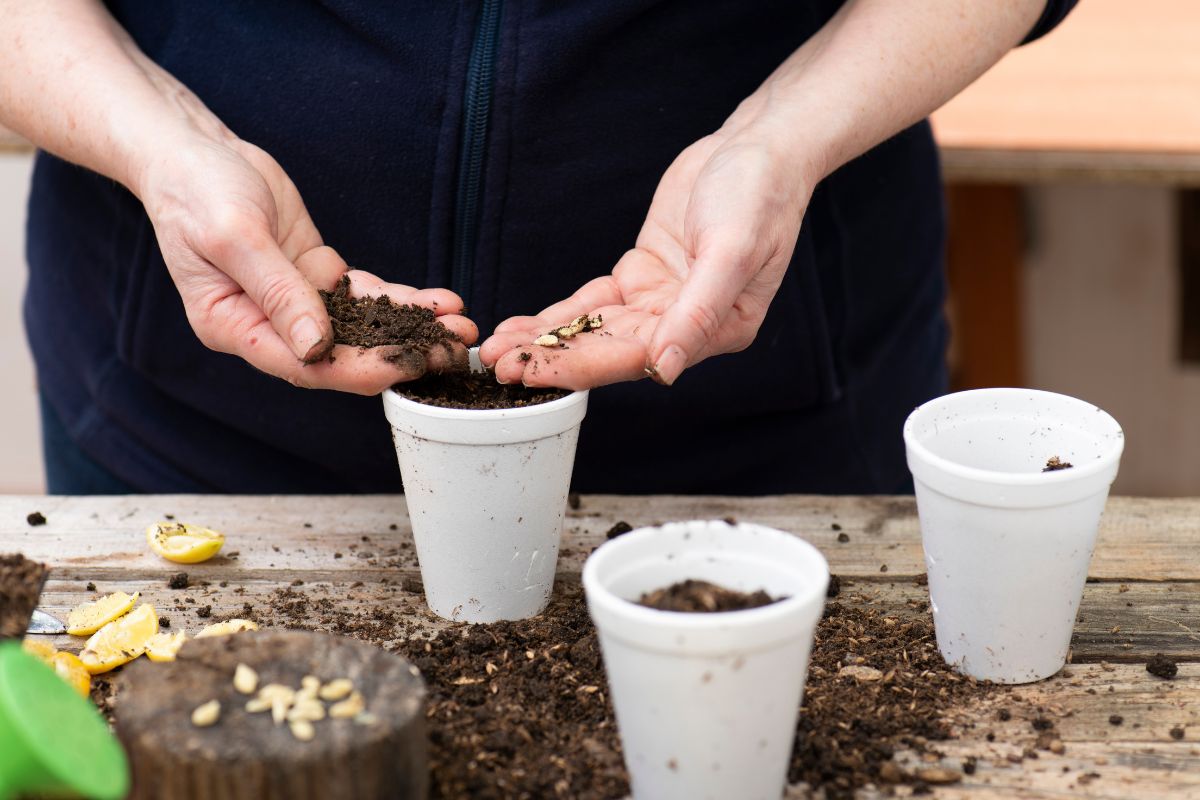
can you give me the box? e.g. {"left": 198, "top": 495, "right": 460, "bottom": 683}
{"left": 382, "top": 349, "right": 588, "bottom": 622}
{"left": 904, "top": 388, "right": 1124, "bottom": 683}
{"left": 583, "top": 521, "right": 829, "bottom": 800}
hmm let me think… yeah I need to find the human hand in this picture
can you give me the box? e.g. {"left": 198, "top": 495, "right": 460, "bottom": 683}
{"left": 480, "top": 123, "right": 816, "bottom": 388}
{"left": 136, "top": 133, "right": 476, "bottom": 394}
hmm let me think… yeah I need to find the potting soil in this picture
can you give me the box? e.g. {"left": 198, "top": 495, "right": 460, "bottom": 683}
{"left": 319, "top": 274, "right": 460, "bottom": 361}
{"left": 636, "top": 578, "right": 780, "bottom": 613}
{"left": 397, "top": 371, "right": 568, "bottom": 410}
{"left": 249, "top": 582, "right": 1001, "bottom": 798}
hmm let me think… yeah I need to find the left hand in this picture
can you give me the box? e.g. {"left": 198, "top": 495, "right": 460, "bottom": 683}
{"left": 480, "top": 122, "right": 817, "bottom": 388}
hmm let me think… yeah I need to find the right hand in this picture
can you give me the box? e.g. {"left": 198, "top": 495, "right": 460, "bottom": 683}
{"left": 134, "top": 132, "right": 477, "bottom": 394}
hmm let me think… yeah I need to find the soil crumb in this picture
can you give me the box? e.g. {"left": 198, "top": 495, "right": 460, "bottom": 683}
{"left": 605, "top": 521, "right": 633, "bottom": 540}
{"left": 1147, "top": 653, "right": 1179, "bottom": 679}
{"left": 397, "top": 370, "right": 567, "bottom": 410}
{"left": 1043, "top": 456, "right": 1074, "bottom": 472}
{"left": 0, "top": 553, "right": 49, "bottom": 640}
{"left": 25, "top": 511, "right": 46, "bottom": 527}
{"left": 319, "top": 274, "right": 460, "bottom": 363}
{"left": 637, "top": 579, "right": 780, "bottom": 613}
{"left": 167, "top": 572, "right": 189, "bottom": 590}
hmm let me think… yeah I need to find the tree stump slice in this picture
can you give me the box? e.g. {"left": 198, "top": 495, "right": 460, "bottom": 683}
{"left": 114, "top": 630, "right": 427, "bottom": 800}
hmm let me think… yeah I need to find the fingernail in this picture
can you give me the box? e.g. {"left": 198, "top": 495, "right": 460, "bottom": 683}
{"left": 290, "top": 316, "right": 327, "bottom": 362}
{"left": 652, "top": 345, "right": 687, "bottom": 386}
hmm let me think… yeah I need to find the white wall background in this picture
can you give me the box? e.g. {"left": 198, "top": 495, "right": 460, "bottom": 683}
{"left": 0, "top": 151, "right": 43, "bottom": 494}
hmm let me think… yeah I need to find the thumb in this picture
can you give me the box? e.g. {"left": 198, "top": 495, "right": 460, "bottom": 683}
{"left": 215, "top": 230, "right": 333, "bottom": 362}
{"left": 647, "top": 249, "right": 750, "bottom": 385}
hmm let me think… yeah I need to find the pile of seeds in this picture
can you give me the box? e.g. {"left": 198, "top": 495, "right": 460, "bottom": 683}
{"left": 190, "top": 661, "right": 372, "bottom": 742}
{"left": 533, "top": 314, "right": 604, "bottom": 348}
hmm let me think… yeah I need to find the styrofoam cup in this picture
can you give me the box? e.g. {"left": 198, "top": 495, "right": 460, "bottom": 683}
{"left": 381, "top": 350, "right": 588, "bottom": 623}
{"left": 582, "top": 521, "right": 829, "bottom": 800}
{"left": 904, "top": 388, "right": 1124, "bottom": 683}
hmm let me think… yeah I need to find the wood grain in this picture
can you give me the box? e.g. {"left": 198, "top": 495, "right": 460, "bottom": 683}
{"left": 4, "top": 494, "right": 1199, "bottom": 798}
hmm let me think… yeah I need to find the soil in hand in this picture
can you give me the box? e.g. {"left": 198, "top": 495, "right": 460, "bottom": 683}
{"left": 319, "top": 275, "right": 460, "bottom": 363}
{"left": 0, "top": 553, "right": 49, "bottom": 640}
{"left": 398, "top": 370, "right": 567, "bottom": 410}
{"left": 637, "top": 579, "right": 780, "bottom": 613}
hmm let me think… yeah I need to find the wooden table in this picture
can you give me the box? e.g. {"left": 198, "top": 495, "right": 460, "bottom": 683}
{"left": 3, "top": 494, "right": 1198, "bottom": 797}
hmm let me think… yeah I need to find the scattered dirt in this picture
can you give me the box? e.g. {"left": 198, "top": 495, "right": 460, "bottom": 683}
{"left": 826, "top": 575, "right": 842, "bottom": 598}
{"left": 0, "top": 553, "right": 48, "bottom": 640}
{"left": 837, "top": 532, "right": 851, "bottom": 543}
{"left": 167, "top": 572, "right": 189, "bottom": 590}
{"left": 318, "top": 274, "right": 460, "bottom": 365}
{"left": 567, "top": 493, "right": 582, "bottom": 511}
{"left": 1043, "top": 456, "right": 1074, "bottom": 472}
{"left": 25, "top": 511, "right": 46, "bottom": 526}
{"left": 638, "top": 579, "right": 780, "bottom": 613}
{"left": 1147, "top": 653, "right": 1179, "bottom": 679}
{"left": 1170, "top": 726, "right": 1185, "bottom": 740}
{"left": 604, "top": 521, "right": 633, "bottom": 540}
{"left": 397, "top": 371, "right": 567, "bottom": 410}
{"left": 790, "top": 602, "right": 996, "bottom": 798}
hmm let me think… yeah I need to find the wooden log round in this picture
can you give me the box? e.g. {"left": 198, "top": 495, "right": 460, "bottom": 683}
{"left": 114, "top": 630, "right": 427, "bottom": 800}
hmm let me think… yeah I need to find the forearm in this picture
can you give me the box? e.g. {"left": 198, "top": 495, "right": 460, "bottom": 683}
{"left": 729, "top": 0, "right": 1046, "bottom": 182}
{"left": 0, "top": 0, "right": 227, "bottom": 195}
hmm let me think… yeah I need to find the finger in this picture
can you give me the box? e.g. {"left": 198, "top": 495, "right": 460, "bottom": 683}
{"left": 294, "top": 245, "right": 351, "bottom": 291}
{"left": 522, "top": 276, "right": 625, "bottom": 330}
{"left": 344, "top": 270, "right": 467, "bottom": 316}
{"left": 209, "top": 228, "right": 332, "bottom": 363}
{"left": 236, "top": 321, "right": 421, "bottom": 395}
{"left": 646, "top": 247, "right": 752, "bottom": 385}
{"left": 479, "top": 329, "right": 540, "bottom": 366}
{"left": 493, "top": 337, "right": 650, "bottom": 390}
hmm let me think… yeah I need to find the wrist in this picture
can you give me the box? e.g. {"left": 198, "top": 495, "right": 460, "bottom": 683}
{"left": 719, "top": 89, "right": 834, "bottom": 192}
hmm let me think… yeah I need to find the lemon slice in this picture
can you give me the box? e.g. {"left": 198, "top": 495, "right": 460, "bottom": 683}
{"left": 79, "top": 604, "right": 159, "bottom": 674}
{"left": 145, "top": 631, "right": 188, "bottom": 662}
{"left": 66, "top": 591, "right": 139, "bottom": 636}
{"left": 194, "top": 619, "right": 258, "bottom": 639}
{"left": 146, "top": 522, "right": 225, "bottom": 564}
{"left": 50, "top": 651, "right": 93, "bottom": 697}
{"left": 21, "top": 639, "right": 58, "bottom": 663}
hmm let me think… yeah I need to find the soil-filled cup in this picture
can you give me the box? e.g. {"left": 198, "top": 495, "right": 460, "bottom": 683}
{"left": 381, "top": 350, "right": 588, "bottom": 623}
{"left": 582, "top": 521, "right": 829, "bottom": 800}
{"left": 904, "top": 388, "right": 1124, "bottom": 684}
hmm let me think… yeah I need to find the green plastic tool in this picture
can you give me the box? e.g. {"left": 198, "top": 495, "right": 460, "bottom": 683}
{"left": 0, "top": 641, "right": 129, "bottom": 800}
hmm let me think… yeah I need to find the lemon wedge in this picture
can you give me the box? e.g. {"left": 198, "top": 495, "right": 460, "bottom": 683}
{"left": 79, "top": 603, "right": 158, "bottom": 674}
{"left": 66, "top": 591, "right": 139, "bottom": 636}
{"left": 51, "top": 651, "right": 93, "bottom": 697}
{"left": 194, "top": 619, "right": 258, "bottom": 639}
{"left": 146, "top": 522, "right": 225, "bottom": 564}
{"left": 145, "top": 631, "right": 188, "bottom": 662}
{"left": 21, "top": 638, "right": 58, "bottom": 663}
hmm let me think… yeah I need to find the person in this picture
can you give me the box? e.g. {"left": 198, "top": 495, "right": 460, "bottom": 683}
{"left": 0, "top": 1, "right": 1075, "bottom": 495}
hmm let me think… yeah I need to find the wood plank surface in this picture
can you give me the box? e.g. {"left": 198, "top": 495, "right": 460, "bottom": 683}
{"left": 932, "top": 0, "right": 1200, "bottom": 185}
{"left": 3, "top": 494, "right": 1198, "bottom": 798}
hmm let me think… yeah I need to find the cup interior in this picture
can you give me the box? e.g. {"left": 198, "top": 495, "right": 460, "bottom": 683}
{"left": 584, "top": 521, "right": 828, "bottom": 628}
{"left": 905, "top": 388, "right": 1123, "bottom": 476}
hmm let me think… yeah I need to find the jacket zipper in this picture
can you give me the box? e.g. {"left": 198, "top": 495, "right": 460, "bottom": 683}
{"left": 451, "top": 0, "right": 503, "bottom": 309}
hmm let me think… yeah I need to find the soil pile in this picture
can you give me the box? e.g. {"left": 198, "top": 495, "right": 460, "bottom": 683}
{"left": 398, "top": 371, "right": 567, "bottom": 410}
{"left": 790, "top": 601, "right": 994, "bottom": 798}
{"left": 637, "top": 579, "right": 779, "bottom": 613}
{"left": 397, "top": 593, "right": 627, "bottom": 799}
{"left": 320, "top": 275, "right": 459, "bottom": 358}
